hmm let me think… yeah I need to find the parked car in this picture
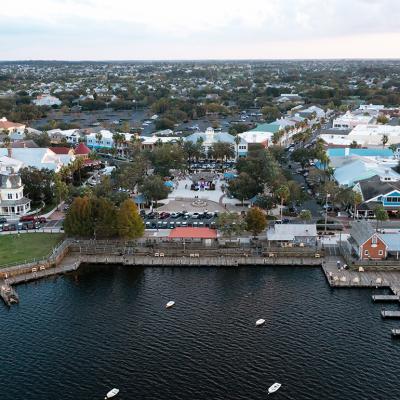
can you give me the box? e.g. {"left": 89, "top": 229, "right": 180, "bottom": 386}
{"left": 0, "top": 217, "right": 7, "bottom": 224}
{"left": 20, "top": 215, "right": 35, "bottom": 222}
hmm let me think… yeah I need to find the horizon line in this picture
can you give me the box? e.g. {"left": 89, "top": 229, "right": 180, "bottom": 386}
{"left": 1, "top": 57, "right": 400, "bottom": 63}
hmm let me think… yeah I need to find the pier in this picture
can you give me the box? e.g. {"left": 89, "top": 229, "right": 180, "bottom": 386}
{"left": 381, "top": 310, "right": 400, "bottom": 319}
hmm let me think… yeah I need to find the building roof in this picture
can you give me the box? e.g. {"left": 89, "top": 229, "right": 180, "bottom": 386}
{"left": 49, "top": 147, "right": 73, "bottom": 155}
{"left": 350, "top": 220, "right": 377, "bottom": 246}
{"left": 75, "top": 142, "right": 91, "bottom": 155}
{"left": 11, "top": 140, "right": 39, "bottom": 149}
{"left": 0, "top": 117, "right": 24, "bottom": 130}
{"left": 358, "top": 175, "right": 400, "bottom": 201}
{"left": 379, "top": 233, "right": 400, "bottom": 252}
{"left": 168, "top": 227, "right": 217, "bottom": 239}
{"left": 267, "top": 224, "right": 317, "bottom": 241}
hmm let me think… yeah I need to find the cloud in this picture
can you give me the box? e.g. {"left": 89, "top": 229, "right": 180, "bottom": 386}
{"left": 1, "top": 0, "right": 400, "bottom": 59}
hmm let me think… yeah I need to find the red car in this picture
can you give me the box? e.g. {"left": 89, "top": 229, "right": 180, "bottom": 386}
{"left": 20, "top": 215, "right": 35, "bottom": 222}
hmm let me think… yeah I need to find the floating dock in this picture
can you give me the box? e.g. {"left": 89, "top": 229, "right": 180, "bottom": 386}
{"left": 381, "top": 310, "right": 400, "bottom": 318}
{"left": 372, "top": 295, "right": 399, "bottom": 302}
{"left": 391, "top": 329, "right": 400, "bottom": 337}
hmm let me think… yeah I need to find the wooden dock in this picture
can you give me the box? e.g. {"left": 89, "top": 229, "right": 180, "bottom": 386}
{"left": 391, "top": 329, "right": 400, "bottom": 337}
{"left": 0, "top": 283, "right": 19, "bottom": 306}
{"left": 381, "top": 310, "right": 400, "bottom": 319}
{"left": 372, "top": 295, "right": 399, "bottom": 302}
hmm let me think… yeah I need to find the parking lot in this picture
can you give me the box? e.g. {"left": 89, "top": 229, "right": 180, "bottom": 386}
{"left": 142, "top": 211, "right": 218, "bottom": 230}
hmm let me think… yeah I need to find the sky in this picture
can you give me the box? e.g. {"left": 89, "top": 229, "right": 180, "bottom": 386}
{"left": 1, "top": 0, "right": 400, "bottom": 60}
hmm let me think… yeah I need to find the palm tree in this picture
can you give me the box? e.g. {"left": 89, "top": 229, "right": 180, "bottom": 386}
{"left": 381, "top": 134, "right": 389, "bottom": 148}
{"left": 234, "top": 135, "right": 241, "bottom": 160}
{"left": 353, "top": 191, "right": 362, "bottom": 219}
{"left": 275, "top": 185, "right": 290, "bottom": 221}
{"left": 95, "top": 132, "right": 103, "bottom": 146}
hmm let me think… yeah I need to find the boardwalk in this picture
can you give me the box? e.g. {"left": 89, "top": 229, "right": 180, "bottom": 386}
{"left": 322, "top": 256, "right": 400, "bottom": 294}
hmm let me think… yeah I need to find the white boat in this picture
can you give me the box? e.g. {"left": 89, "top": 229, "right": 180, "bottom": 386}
{"left": 255, "top": 319, "right": 265, "bottom": 326}
{"left": 105, "top": 388, "right": 119, "bottom": 399}
{"left": 268, "top": 383, "right": 281, "bottom": 395}
{"left": 166, "top": 301, "right": 175, "bottom": 309}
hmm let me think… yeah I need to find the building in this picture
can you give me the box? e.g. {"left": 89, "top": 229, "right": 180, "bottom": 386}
{"left": 74, "top": 142, "right": 91, "bottom": 160}
{"left": 333, "top": 159, "right": 400, "bottom": 187}
{"left": 266, "top": 224, "right": 317, "bottom": 247}
{"left": 332, "top": 112, "right": 374, "bottom": 130}
{"left": 49, "top": 147, "right": 75, "bottom": 156}
{"left": 0, "top": 117, "right": 25, "bottom": 134}
{"left": 168, "top": 227, "right": 217, "bottom": 246}
{"left": 48, "top": 129, "right": 82, "bottom": 145}
{"left": 0, "top": 169, "right": 31, "bottom": 217}
{"left": 353, "top": 175, "right": 400, "bottom": 218}
{"left": 0, "top": 148, "right": 74, "bottom": 172}
{"left": 185, "top": 127, "right": 247, "bottom": 158}
{"left": 346, "top": 124, "right": 400, "bottom": 147}
{"left": 33, "top": 95, "right": 62, "bottom": 107}
{"left": 349, "top": 220, "right": 387, "bottom": 260}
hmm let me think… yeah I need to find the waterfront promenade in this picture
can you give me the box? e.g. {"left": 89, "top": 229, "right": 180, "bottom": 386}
{"left": 2, "top": 239, "right": 400, "bottom": 306}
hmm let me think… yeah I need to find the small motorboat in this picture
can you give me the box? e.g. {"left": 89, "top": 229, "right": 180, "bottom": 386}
{"left": 268, "top": 382, "right": 281, "bottom": 395}
{"left": 166, "top": 301, "right": 175, "bottom": 309}
{"left": 255, "top": 319, "right": 265, "bottom": 326}
{"left": 105, "top": 388, "right": 119, "bottom": 399}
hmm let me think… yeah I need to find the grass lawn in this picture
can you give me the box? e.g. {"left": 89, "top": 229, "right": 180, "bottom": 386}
{"left": 0, "top": 233, "right": 64, "bottom": 267}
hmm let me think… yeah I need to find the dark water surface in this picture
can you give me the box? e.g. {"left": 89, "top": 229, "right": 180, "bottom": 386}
{"left": 1, "top": 265, "right": 400, "bottom": 400}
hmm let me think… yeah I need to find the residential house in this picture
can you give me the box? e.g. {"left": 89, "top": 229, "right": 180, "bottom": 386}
{"left": 0, "top": 117, "right": 25, "bottom": 134}
{"left": 49, "top": 147, "right": 75, "bottom": 156}
{"left": 33, "top": 95, "right": 62, "bottom": 106}
{"left": 74, "top": 142, "right": 91, "bottom": 160}
{"left": 48, "top": 129, "right": 82, "bottom": 145}
{"left": 0, "top": 168, "right": 31, "bottom": 217}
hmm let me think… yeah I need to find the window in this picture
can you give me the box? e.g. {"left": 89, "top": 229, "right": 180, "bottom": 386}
{"left": 364, "top": 250, "right": 369, "bottom": 256}
{"left": 371, "top": 235, "right": 377, "bottom": 244}
{"left": 378, "top": 250, "right": 384, "bottom": 256}
{"left": 7, "top": 193, "right": 12, "bottom": 199}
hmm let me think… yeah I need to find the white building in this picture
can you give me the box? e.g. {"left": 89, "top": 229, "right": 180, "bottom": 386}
{"left": 0, "top": 117, "right": 25, "bottom": 134}
{"left": 48, "top": 129, "right": 82, "bottom": 144}
{"left": 347, "top": 124, "right": 400, "bottom": 147}
{"left": 332, "top": 111, "right": 374, "bottom": 130}
{"left": 359, "top": 104, "right": 385, "bottom": 112}
{"left": 33, "top": 95, "right": 62, "bottom": 107}
{"left": 0, "top": 169, "right": 31, "bottom": 217}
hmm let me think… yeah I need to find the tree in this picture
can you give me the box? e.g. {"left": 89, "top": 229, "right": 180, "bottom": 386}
{"left": 245, "top": 207, "right": 267, "bottom": 237}
{"left": 374, "top": 204, "right": 388, "bottom": 229}
{"left": 377, "top": 114, "right": 389, "bottom": 124}
{"left": 95, "top": 132, "right": 103, "bottom": 145}
{"left": 261, "top": 106, "right": 281, "bottom": 123}
{"left": 92, "top": 197, "right": 118, "bottom": 239}
{"left": 275, "top": 185, "right": 290, "bottom": 220}
{"left": 115, "top": 157, "right": 148, "bottom": 191}
{"left": 139, "top": 175, "right": 170, "bottom": 207}
{"left": 234, "top": 135, "right": 241, "bottom": 160}
{"left": 210, "top": 142, "right": 235, "bottom": 161}
{"left": 149, "top": 143, "right": 186, "bottom": 176}
{"left": 117, "top": 199, "right": 144, "bottom": 239}
{"left": 64, "top": 196, "right": 93, "bottom": 237}
{"left": 353, "top": 191, "right": 363, "bottom": 219}
{"left": 381, "top": 134, "right": 389, "bottom": 148}
{"left": 215, "top": 212, "right": 246, "bottom": 239}
{"left": 254, "top": 195, "right": 275, "bottom": 214}
{"left": 20, "top": 167, "right": 55, "bottom": 204}
{"left": 54, "top": 174, "right": 69, "bottom": 208}
{"left": 299, "top": 209, "right": 312, "bottom": 223}
{"left": 228, "top": 172, "right": 261, "bottom": 206}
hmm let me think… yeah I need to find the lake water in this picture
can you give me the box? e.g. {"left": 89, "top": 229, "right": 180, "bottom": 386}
{"left": 1, "top": 265, "right": 400, "bottom": 400}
